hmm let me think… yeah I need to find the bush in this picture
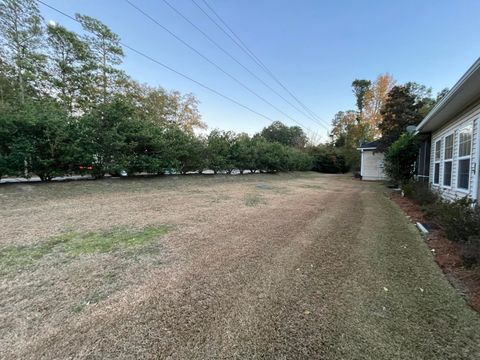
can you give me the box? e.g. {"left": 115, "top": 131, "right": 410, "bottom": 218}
{"left": 309, "top": 145, "right": 348, "bottom": 173}
{"left": 430, "top": 198, "right": 480, "bottom": 244}
{"left": 462, "top": 236, "right": 480, "bottom": 268}
{"left": 384, "top": 133, "right": 419, "bottom": 185}
{"left": 405, "top": 181, "right": 439, "bottom": 207}
{"left": 405, "top": 182, "right": 480, "bottom": 266}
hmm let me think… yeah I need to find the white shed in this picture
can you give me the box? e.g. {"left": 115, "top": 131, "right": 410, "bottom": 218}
{"left": 357, "top": 141, "right": 387, "bottom": 181}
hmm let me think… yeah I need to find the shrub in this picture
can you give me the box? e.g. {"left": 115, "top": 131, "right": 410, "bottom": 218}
{"left": 405, "top": 182, "right": 480, "bottom": 266}
{"left": 405, "top": 181, "right": 439, "bottom": 207}
{"left": 384, "top": 133, "right": 419, "bottom": 185}
{"left": 462, "top": 236, "right": 480, "bottom": 269}
{"left": 430, "top": 198, "right": 480, "bottom": 244}
{"left": 309, "top": 145, "right": 348, "bottom": 173}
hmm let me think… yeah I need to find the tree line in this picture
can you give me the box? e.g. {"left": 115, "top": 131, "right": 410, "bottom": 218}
{"left": 327, "top": 73, "right": 448, "bottom": 176}
{"left": 0, "top": 0, "right": 317, "bottom": 181}
{"left": 2, "top": 0, "right": 443, "bottom": 182}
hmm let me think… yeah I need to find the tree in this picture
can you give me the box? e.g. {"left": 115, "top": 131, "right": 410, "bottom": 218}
{"left": 0, "top": 99, "right": 73, "bottom": 180}
{"left": 378, "top": 85, "right": 423, "bottom": 151}
{"left": 383, "top": 133, "right": 419, "bottom": 185}
{"left": 76, "top": 99, "right": 135, "bottom": 178}
{"left": 351, "top": 79, "right": 371, "bottom": 115}
{"left": 329, "top": 110, "right": 364, "bottom": 170}
{"left": 121, "top": 80, "right": 206, "bottom": 132}
{"left": 164, "top": 128, "right": 206, "bottom": 174}
{"left": 206, "top": 129, "right": 234, "bottom": 174}
{"left": 405, "top": 82, "right": 436, "bottom": 118}
{"left": 436, "top": 88, "right": 449, "bottom": 102}
{"left": 308, "top": 144, "right": 347, "bottom": 174}
{"left": 230, "top": 133, "right": 256, "bottom": 174}
{"left": 255, "top": 139, "right": 286, "bottom": 173}
{"left": 76, "top": 14, "right": 124, "bottom": 105}
{"left": 260, "top": 121, "right": 307, "bottom": 148}
{"left": 362, "top": 74, "right": 396, "bottom": 139}
{"left": 46, "top": 23, "right": 93, "bottom": 115}
{"left": 0, "top": 0, "right": 45, "bottom": 103}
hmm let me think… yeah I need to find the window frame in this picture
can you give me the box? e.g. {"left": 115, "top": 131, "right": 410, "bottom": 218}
{"left": 456, "top": 124, "right": 473, "bottom": 192}
{"left": 433, "top": 139, "right": 441, "bottom": 185}
{"left": 442, "top": 133, "right": 454, "bottom": 188}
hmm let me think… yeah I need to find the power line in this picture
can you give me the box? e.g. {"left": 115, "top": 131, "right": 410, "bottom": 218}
{"left": 124, "top": 0, "right": 312, "bottom": 133}
{"left": 193, "top": 0, "right": 328, "bottom": 127}
{"left": 36, "top": 0, "right": 276, "bottom": 123}
{"left": 160, "top": 0, "right": 327, "bottom": 131}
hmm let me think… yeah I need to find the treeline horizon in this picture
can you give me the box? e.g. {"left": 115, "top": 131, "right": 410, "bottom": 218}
{"left": 5, "top": 1, "right": 424, "bottom": 182}
{"left": 1, "top": 0, "right": 342, "bottom": 181}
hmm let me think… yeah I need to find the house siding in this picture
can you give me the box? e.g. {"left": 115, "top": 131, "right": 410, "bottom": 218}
{"left": 429, "top": 100, "right": 480, "bottom": 201}
{"left": 361, "top": 151, "right": 387, "bottom": 181}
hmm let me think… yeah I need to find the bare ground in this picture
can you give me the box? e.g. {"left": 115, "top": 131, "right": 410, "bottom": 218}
{"left": 1, "top": 172, "right": 479, "bottom": 359}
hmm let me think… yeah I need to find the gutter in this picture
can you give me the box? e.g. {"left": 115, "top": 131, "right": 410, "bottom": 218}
{"left": 416, "top": 57, "right": 480, "bottom": 132}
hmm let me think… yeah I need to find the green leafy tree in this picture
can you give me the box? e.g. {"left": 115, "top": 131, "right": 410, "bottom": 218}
{"left": 76, "top": 99, "right": 135, "bottom": 178}
{"left": 159, "top": 126, "right": 206, "bottom": 174}
{"left": 230, "top": 133, "right": 256, "bottom": 174}
{"left": 260, "top": 121, "right": 307, "bottom": 148}
{"left": 351, "top": 79, "right": 371, "bottom": 115}
{"left": 0, "top": 0, "right": 45, "bottom": 103}
{"left": 255, "top": 139, "right": 286, "bottom": 173}
{"left": 383, "top": 133, "right": 419, "bottom": 185}
{"left": 76, "top": 14, "right": 124, "bottom": 105}
{"left": 378, "top": 85, "right": 423, "bottom": 151}
{"left": 405, "top": 82, "right": 436, "bottom": 118}
{"left": 206, "top": 129, "right": 234, "bottom": 174}
{"left": 46, "top": 22, "right": 93, "bottom": 114}
{"left": 122, "top": 80, "right": 206, "bottom": 132}
{"left": 308, "top": 144, "right": 348, "bottom": 174}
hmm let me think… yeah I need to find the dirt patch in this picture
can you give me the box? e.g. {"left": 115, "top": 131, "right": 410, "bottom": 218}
{"left": 390, "top": 192, "right": 480, "bottom": 312}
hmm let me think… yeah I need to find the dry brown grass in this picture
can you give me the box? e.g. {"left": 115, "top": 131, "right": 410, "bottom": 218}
{"left": 1, "top": 172, "right": 479, "bottom": 359}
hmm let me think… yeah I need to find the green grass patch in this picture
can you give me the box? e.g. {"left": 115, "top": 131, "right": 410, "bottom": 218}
{"left": 0, "top": 225, "right": 168, "bottom": 273}
{"left": 244, "top": 192, "right": 266, "bottom": 207}
{"left": 63, "top": 226, "right": 168, "bottom": 255}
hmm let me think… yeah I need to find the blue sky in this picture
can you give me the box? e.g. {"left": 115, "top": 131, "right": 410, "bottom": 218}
{"left": 40, "top": 0, "right": 480, "bottom": 139}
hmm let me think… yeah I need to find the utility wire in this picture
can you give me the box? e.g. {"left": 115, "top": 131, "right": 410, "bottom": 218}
{"left": 160, "top": 0, "right": 327, "bottom": 131}
{"left": 124, "top": 0, "right": 312, "bottom": 133}
{"left": 37, "top": 0, "right": 277, "bottom": 123}
{"left": 193, "top": 0, "right": 328, "bottom": 128}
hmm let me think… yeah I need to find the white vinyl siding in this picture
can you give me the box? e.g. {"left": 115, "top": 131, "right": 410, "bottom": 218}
{"left": 360, "top": 150, "right": 387, "bottom": 181}
{"left": 429, "top": 100, "right": 480, "bottom": 201}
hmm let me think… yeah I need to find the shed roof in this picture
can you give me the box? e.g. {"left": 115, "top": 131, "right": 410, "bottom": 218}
{"left": 357, "top": 140, "right": 380, "bottom": 150}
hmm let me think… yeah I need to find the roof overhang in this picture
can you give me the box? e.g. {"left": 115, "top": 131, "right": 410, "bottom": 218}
{"left": 356, "top": 147, "right": 377, "bottom": 151}
{"left": 416, "top": 57, "right": 480, "bottom": 133}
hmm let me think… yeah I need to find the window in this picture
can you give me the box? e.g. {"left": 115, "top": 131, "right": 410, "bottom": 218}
{"left": 433, "top": 140, "right": 441, "bottom": 184}
{"left": 443, "top": 134, "right": 453, "bottom": 186}
{"left": 457, "top": 125, "right": 472, "bottom": 190}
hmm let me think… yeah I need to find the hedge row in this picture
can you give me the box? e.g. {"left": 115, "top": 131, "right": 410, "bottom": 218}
{"left": 0, "top": 99, "right": 313, "bottom": 181}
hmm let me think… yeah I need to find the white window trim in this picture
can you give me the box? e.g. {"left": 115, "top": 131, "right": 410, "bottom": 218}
{"left": 442, "top": 133, "right": 454, "bottom": 189}
{"left": 456, "top": 124, "right": 473, "bottom": 192}
{"left": 433, "top": 139, "right": 441, "bottom": 185}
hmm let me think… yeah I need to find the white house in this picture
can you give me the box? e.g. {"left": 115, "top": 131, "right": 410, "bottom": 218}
{"left": 416, "top": 58, "right": 480, "bottom": 201}
{"left": 357, "top": 141, "right": 387, "bottom": 181}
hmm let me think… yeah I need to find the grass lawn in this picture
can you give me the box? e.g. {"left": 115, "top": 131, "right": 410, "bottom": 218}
{"left": 0, "top": 172, "right": 479, "bottom": 359}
